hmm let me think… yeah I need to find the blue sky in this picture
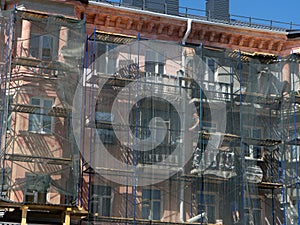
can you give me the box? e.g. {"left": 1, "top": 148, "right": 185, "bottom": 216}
{"left": 180, "top": 0, "right": 300, "bottom": 27}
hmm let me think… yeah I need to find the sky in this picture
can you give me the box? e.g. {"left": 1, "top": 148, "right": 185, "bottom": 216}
{"left": 180, "top": 0, "right": 300, "bottom": 29}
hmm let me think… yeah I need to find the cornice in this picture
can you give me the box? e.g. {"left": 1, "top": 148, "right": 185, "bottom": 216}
{"left": 73, "top": 2, "right": 297, "bottom": 56}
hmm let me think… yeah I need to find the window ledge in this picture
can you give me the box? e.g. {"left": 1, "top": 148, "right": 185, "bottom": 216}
{"left": 19, "top": 130, "right": 53, "bottom": 136}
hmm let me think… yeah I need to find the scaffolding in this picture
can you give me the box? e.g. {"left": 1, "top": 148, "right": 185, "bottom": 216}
{"left": 0, "top": 6, "right": 298, "bottom": 225}
{"left": 74, "top": 31, "right": 300, "bottom": 225}
{"left": 0, "top": 9, "right": 86, "bottom": 224}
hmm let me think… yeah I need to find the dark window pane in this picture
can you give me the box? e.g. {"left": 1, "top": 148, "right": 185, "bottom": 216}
{"left": 29, "top": 114, "right": 40, "bottom": 132}
{"left": 102, "top": 197, "right": 111, "bottom": 216}
{"left": 145, "top": 62, "right": 156, "bottom": 73}
{"left": 31, "top": 98, "right": 40, "bottom": 106}
{"left": 142, "top": 189, "right": 151, "bottom": 199}
{"left": 152, "top": 201, "right": 161, "bottom": 220}
{"left": 152, "top": 190, "right": 161, "bottom": 199}
{"left": 30, "top": 34, "right": 40, "bottom": 58}
{"left": 142, "top": 203, "right": 150, "bottom": 219}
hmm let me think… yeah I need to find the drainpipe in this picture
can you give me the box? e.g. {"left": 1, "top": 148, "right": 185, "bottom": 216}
{"left": 182, "top": 18, "right": 193, "bottom": 45}
{"left": 179, "top": 18, "right": 193, "bottom": 223}
{"left": 187, "top": 212, "right": 206, "bottom": 223}
{"left": 180, "top": 175, "right": 185, "bottom": 222}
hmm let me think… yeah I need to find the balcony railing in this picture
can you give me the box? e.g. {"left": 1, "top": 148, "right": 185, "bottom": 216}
{"left": 138, "top": 151, "right": 180, "bottom": 166}
{"left": 89, "top": 0, "right": 300, "bottom": 31}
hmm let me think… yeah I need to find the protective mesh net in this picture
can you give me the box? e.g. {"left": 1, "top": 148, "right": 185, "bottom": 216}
{"left": 0, "top": 10, "right": 85, "bottom": 205}
{"left": 78, "top": 36, "right": 300, "bottom": 225}
{"left": 0, "top": 8, "right": 299, "bottom": 225}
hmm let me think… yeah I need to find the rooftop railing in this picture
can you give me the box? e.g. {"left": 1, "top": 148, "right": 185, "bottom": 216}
{"left": 89, "top": 0, "right": 300, "bottom": 31}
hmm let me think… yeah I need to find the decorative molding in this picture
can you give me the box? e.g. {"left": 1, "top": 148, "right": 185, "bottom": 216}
{"left": 74, "top": 4, "right": 291, "bottom": 55}
{"left": 157, "top": 24, "right": 164, "bottom": 34}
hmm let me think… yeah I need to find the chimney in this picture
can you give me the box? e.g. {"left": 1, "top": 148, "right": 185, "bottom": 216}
{"left": 206, "top": 0, "right": 230, "bottom": 21}
{"left": 122, "top": 0, "right": 179, "bottom": 15}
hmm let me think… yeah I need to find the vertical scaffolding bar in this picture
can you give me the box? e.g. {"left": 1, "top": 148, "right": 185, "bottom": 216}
{"left": 0, "top": 10, "right": 14, "bottom": 197}
{"left": 79, "top": 16, "right": 88, "bottom": 208}
{"left": 133, "top": 32, "right": 141, "bottom": 225}
{"left": 280, "top": 55, "right": 287, "bottom": 225}
{"left": 237, "top": 49, "right": 245, "bottom": 225}
{"left": 291, "top": 52, "right": 300, "bottom": 225}
{"left": 198, "top": 43, "right": 204, "bottom": 225}
{"left": 87, "top": 27, "right": 97, "bottom": 222}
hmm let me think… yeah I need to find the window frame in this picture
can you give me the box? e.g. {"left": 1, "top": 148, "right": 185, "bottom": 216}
{"left": 290, "top": 145, "right": 299, "bottom": 162}
{"left": 90, "top": 185, "right": 113, "bottom": 217}
{"left": 6, "top": 95, "right": 13, "bottom": 132}
{"left": 143, "top": 117, "right": 170, "bottom": 146}
{"left": 95, "top": 42, "right": 118, "bottom": 75}
{"left": 142, "top": 189, "right": 162, "bottom": 220}
{"left": 243, "top": 127, "right": 263, "bottom": 160}
{"left": 30, "top": 33, "right": 58, "bottom": 61}
{"left": 244, "top": 196, "right": 262, "bottom": 225}
{"left": 96, "top": 128, "right": 115, "bottom": 144}
{"left": 95, "top": 111, "right": 115, "bottom": 144}
{"left": 28, "top": 97, "right": 54, "bottom": 134}
{"left": 145, "top": 50, "right": 165, "bottom": 75}
{"left": 24, "top": 173, "right": 50, "bottom": 204}
{"left": 289, "top": 129, "right": 299, "bottom": 162}
{"left": 205, "top": 57, "right": 218, "bottom": 83}
{"left": 195, "top": 191, "right": 218, "bottom": 223}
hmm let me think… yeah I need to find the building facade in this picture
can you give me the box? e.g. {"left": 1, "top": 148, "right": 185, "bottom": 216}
{"left": 0, "top": 0, "right": 299, "bottom": 225}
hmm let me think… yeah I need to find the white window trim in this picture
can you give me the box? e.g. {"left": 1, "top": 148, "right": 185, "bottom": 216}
{"left": 290, "top": 145, "right": 299, "bottom": 162}
{"left": 95, "top": 42, "right": 118, "bottom": 75}
{"left": 28, "top": 97, "right": 54, "bottom": 134}
{"left": 30, "top": 33, "right": 58, "bottom": 61}
{"left": 145, "top": 50, "right": 165, "bottom": 75}
{"left": 24, "top": 173, "right": 50, "bottom": 204}
{"left": 152, "top": 118, "right": 170, "bottom": 146}
{"left": 243, "top": 126, "right": 264, "bottom": 160}
{"left": 142, "top": 189, "right": 162, "bottom": 220}
{"left": 90, "top": 185, "right": 113, "bottom": 217}
{"left": 196, "top": 191, "right": 218, "bottom": 223}
{"left": 205, "top": 57, "right": 218, "bottom": 83}
{"left": 244, "top": 195, "right": 262, "bottom": 225}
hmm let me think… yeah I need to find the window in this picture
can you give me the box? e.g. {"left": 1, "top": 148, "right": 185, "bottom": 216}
{"left": 245, "top": 197, "right": 262, "bottom": 225}
{"left": 28, "top": 98, "right": 53, "bottom": 134}
{"left": 290, "top": 145, "right": 299, "bottom": 162}
{"left": 196, "top": 192, "right": 217, "bottom": 223}
{"left": 90, "top": 185, "right": 112, "bottom": 217}
{"left": 97, "top": 129, "right": 115, "bottom": 144}
{"left": 95, "top": 112, "right": 114, "bottom": 123}
{"left": 142, "top": 189, "right": 161, "bottom": 220}
{"left": 145, "top": 50, "right": 164, "bottom": 75}
{"left": 95, "top": 42, "right": 118, "bottom": 75}
{"left": 141, "top": 118, "right": 170, "bottom": 146}
{"left": 24, "top": 173, "right": 50, "bottom": 204}
{"left": 95, "top": 112, "right": 115, "bottom": 144}
{"left": 6, "top": 95, "right": 13, "bottom": 131}
{"left": 0, "top": 167, "right": 10, "bottom": 194}
{"left": 243, "top": 127, "right": 263, "bottom": 159}
{"left": 192, "top": 122, "right": 217, "bottom": 170}
{"left": 205, "top": 58, "right": 217, "bottom": 82}
{"left": 30, "top": 33, "right": 57, "bottom": 61}
{"left": 289, "top": 130, "right": 299, "bottom": 162}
